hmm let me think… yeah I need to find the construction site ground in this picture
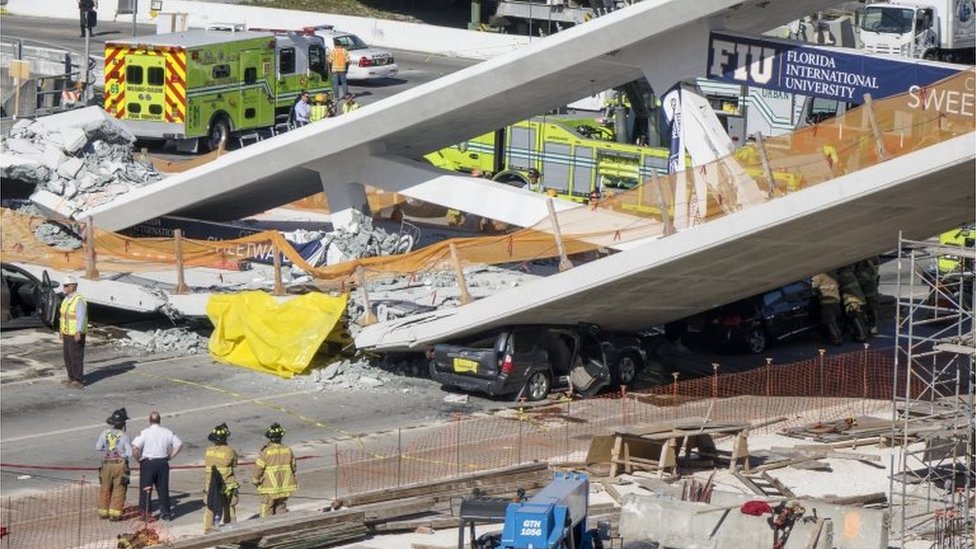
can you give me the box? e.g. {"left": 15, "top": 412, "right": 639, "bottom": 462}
{"left": 1, "top": 301, "right": 912, "bottom": 547}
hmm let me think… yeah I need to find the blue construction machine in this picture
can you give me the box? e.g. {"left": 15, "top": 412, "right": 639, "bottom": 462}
{"left": 457, "top": 472, "right": 607, "bottom": 549}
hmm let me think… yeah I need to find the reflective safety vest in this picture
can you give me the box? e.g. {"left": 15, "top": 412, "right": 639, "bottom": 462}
{"left": 329, "top": 47, "right": 349, "bottom": 72}
{"left": 341, "top": 101, "right": 359, "bottom": 114}
{"left": 310, "top": 104, "right": 329, "bottom": 122}
{"left": 204, "top": 445, "right": 239, "bottom": 493}
{"left": 59, "top": 293, "right": 86, "bottom": 336}
{"left": 102, "top": 429, "right": 126, "bottom": 460}
{"left": 252, "top": 442, "right": 297, "bottom": 496}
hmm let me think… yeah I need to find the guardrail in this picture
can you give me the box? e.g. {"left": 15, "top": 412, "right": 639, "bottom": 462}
{"left": 0, "top": 39, "right": 96, "bottom": 120}
{"left": 3, "top": 0, "right": 529, "bottom": 60}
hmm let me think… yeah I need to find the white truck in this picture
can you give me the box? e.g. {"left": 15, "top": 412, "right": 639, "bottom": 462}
{"left": 858, "top": 0, "right": 975, "bottom": 63}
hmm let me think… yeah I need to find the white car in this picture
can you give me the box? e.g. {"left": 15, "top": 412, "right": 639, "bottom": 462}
{"left": 308, "top": 25, "right": 399, "bottom": 81}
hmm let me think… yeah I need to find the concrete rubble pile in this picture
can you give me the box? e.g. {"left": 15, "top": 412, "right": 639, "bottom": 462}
{"left": 117, "top": 326, "right": 209, "bottom": 356}
{"left": 344, "top": 264, "right": 539, "bottom": 335}
{"left": 286, "top": 210, "right": 415, "bottom": 271}
{"left": 1, "top": 107, "right": 161, "bottom": 219}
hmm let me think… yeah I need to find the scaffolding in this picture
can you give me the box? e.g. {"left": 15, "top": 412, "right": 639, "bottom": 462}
{"left": 890, "top": 231, "right": 975, "bottom": 547}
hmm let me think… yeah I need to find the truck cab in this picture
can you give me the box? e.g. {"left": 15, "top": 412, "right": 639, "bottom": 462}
{"left": 859, "top": 2, "right": 939, "bottom": 58}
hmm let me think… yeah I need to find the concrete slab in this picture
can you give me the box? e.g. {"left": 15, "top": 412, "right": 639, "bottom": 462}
{"left": 11, "top": 263, "right": 168, "bottom": 314}
{"left": 619, "top": 491, "right": 887, "bottom": 549}
{"left": 72, "top": 0, "right": 841, "bottom": 231}
{"left": 356, "top": 133, "right": 976, "bottom": 350}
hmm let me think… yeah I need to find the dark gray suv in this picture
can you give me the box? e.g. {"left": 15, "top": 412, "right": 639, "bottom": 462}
{"left": 428, "top": 324, "right": 645, "bottom": 401}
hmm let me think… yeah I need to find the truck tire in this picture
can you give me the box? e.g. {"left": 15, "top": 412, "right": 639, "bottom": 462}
{"left": 204, "top": 115, "right": 230, "bottom": 153}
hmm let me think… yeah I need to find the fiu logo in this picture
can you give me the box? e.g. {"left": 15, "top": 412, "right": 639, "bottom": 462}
{"left": 708, "top": 37, "right": 776, "bottom": 86}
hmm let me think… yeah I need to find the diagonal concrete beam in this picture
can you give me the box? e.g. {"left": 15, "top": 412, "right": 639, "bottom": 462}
{"left": 74, "top": 0, "right": 839, "bottom": 231}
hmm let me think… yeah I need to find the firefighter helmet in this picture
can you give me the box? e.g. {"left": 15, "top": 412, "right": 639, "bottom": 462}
{"left": 208, "top": 423, "right": 230, "bottom": 443}
{"left": 265, "top": 422, "right": 285, "bottom": 442}
{"left": 106, "top": 407, "right": 129, "bottom": 427}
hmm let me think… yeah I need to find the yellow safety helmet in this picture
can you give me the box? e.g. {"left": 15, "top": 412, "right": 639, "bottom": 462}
{"left": 314, "top": 93, "right": 326, "bottom": 104}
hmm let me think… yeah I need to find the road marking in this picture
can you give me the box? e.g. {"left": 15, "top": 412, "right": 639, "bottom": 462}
{"left": 0, "top": 388, "right": 319, "bottom": 444}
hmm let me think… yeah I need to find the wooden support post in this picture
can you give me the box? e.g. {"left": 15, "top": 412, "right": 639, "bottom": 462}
{"left": 651, "top": 171, "right": 674, "bottom": 236}
{"left": 173, "top": 228, "right": 189, "bottom": 294}
{"left": 546, "top": 198, "right": 573, "bottom": 272}
{"left": 83, "top": 219, "right": 99, "bottom": 280}
{"left": 754, "top": 132, "right": 777, "bottom": 197}
{"left": 862, "top": 93, "right": 888, "bottom": 160}
{"left": 448, "top": 242, "right": 472, "bottom": 305}
{"left": 272, "top": 240, "right": 284, "bottom": 296}
{"left": 356, "top": 266, "right": 377, "bottom": 325}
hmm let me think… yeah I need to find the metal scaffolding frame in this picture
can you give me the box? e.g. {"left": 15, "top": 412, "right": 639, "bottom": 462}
{"left": 889, "top": 231, "right": 975, "bottom": 547}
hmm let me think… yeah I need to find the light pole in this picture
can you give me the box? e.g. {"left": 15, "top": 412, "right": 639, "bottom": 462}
{"left": 132, "top": 0, "right": 138, "bottom": 37}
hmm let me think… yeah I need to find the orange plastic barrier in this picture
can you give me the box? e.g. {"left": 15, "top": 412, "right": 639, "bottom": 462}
{"left": 3, "top": 69, "right": 972, "bottom": 284}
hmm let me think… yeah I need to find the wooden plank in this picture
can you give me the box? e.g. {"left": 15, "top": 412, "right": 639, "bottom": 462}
{"left": 732, "top": 470, "right": 768, "bottom": 497}
{"left": 340, "top": 463, "right": 548, "bottom": 507}
{"left": 761, "top": 472, "right": 796, "bottom": 499}
{"left": 151, "top": 509, "right": 365, "bottom": 549}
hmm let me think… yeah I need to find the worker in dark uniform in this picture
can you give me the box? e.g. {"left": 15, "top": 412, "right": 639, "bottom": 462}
{"left": 95, "top": 408, "right": 132, "bottom": 520}
{"left": 811, "top": 273, "right": 843, "bottom": 345}
{"left": 78, "top": 0, "right": 97, "bottom": 37}
{"left": 855, "top": 257, "right": 881, "bottom": 335}
{"left": 835, "top": 265, "right": 867, "bottom": 342}
{"left": 203, "top": 423, "right": 239, "bottom": 533}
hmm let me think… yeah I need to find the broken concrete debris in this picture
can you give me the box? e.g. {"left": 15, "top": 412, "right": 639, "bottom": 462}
{"left": 1, "top": 107, "right": 161, "bottom": 219}
{"left": 286, "top": 210, "right": 415, "bottom": 272}
{"left": 117, "top": 326, "right": 209, "bottom": 356}
{"left": 32, "top": 219, "right": 83, "bottom": 251}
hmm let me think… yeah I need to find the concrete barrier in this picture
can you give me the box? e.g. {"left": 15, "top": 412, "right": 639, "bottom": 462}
{"left": 3, "top": 0, "right": 529, "bottom": 60}
{"left": 619, "top": 491, "right": 889, "bottom": 549}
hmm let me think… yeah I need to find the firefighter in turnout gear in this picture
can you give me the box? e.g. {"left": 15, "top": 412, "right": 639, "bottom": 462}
{"left": 835, "top": 265, "right": 868, "bottom": 342}
{"left": 811, "top": 273, "right": 844, "bottom": 345}
{"left": 251, "top": 423, "right": 297, "bottom": 517}
{"left": 854, "top": 257, "right": 881, "bottom": 335}
{"left": 203, "top": 423, "right": 238, "bottom": 532}
{"left": 95, "top": 407, "right": 132, "bottom": 520}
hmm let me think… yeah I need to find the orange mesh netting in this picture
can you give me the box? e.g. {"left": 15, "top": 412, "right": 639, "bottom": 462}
{"left": 3, "top": 69, "right": 973, "bottom": 284}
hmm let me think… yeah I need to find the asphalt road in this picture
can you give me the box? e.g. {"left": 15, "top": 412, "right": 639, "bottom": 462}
{"left": 0, "top": 14, "right": 478, "bottom": 110}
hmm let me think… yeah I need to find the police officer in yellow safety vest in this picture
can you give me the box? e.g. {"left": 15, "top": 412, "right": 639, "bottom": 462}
{"left": 203, "top": 423, "right": 239, "bottom": 532}
{"left": 59, "top": 275, "right": 88, "bottom": 388}
{"left": 96, "top": 407, "right": 132, "bottom": 520}
{"left": 251, "top": 423, "right": 297, "bottom": 517}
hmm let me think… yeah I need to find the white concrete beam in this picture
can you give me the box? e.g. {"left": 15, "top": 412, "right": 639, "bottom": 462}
{"left": 77, "top": 0, "right": 840, "bottom": 231}
{"left": 355, "top": 133, "right": 976, "bottom": 351}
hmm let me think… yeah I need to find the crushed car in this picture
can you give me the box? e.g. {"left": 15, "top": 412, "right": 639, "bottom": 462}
{"left": 682, "top": 280, "right": 820, "bottom": 354}
{"left": 1, "top": 264, "right": 60, "bottom": 329}
{"left": 428, "top": 323, "right": 645, "bottom": 401}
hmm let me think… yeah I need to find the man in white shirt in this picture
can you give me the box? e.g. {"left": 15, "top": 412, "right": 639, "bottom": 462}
{"left": 132, "top": 411, "right": 182, "bottom": 521}
{"left": 292, "top": 92, "right": 311, "bottom": 128}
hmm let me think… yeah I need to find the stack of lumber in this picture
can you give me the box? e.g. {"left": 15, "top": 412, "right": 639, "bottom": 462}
{"left": 158, "top": 463, "right": 552, "bottom": 549}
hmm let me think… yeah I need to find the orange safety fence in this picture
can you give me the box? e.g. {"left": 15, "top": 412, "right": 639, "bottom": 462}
{"left": 3, "top": 69, "right": 973, "bottom": 284}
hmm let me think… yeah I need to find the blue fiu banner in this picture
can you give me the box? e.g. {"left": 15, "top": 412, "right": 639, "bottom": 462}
{"left": 706, "top": 31, "right": 961, "bottom": 103}
{"left": 660, "top": 85, "right": 683, "bottom": 174}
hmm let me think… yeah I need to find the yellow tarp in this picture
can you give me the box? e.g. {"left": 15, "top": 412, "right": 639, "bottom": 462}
{"left": 207, "top": 291, "right": 349, "bottom": 378}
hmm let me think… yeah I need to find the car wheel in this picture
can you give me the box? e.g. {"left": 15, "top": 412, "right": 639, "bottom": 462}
{"left": 522, "top": 371, "right": 550, "bottom": 402}
{"left": 612, "top": 353, "right": 641, "bottom": 387}
{"left": 744, "top": 326, "right": 767, "bottom": 354}
{"left": 205, "top": 116, "right": 230, "bottom": 152}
